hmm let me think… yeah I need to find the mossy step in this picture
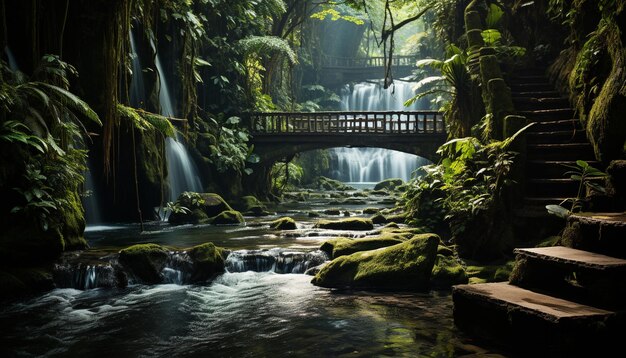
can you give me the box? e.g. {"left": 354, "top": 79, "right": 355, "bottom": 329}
{"left": 519, "top": 108, "right": 575, "bottom": 119}
{"left": 527, "top": 143, "right": 595, "bottom": 161}
{"left": 453, "top": 282, "right": 622, "bottom": 355}
{"left": 526, "top": 130, "right": 587, "bottom": 144}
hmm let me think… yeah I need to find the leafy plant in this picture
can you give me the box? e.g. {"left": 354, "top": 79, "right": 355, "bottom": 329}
{"left": 547, "top": 160, "right": 607, "bottom": 217}
{"left": 164, "top": 201, "right": 191, "bottom": 215}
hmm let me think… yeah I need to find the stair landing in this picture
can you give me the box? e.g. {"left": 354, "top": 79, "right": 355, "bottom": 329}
{"left": 514, "top": 246, "right": 626, "bottom": 271}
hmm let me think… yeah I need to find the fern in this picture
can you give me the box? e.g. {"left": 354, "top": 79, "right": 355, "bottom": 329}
{"left": 239, "top": 36, "right": 297, "bottom": 65}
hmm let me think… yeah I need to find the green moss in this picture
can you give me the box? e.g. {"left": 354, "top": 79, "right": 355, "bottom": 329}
{"left": 270, "top": 217, "right": 297, "bottom": 230}
{"left": 330, "top": 236, "right": 405, "bottom": 258}
{"left": 60, "top": 189, "right": 88, "bottom": 250}
{"left": 362, "top": 207, "right": 380, "bottom": 214}
{"left": 186, "top": 242, "right": 225, "bottom": 283}
{"left": 311, "top": 233, "right": 440, "bottom": 290}
{"left": 118, "top": 243, "right": 168, "bottom": 284}
{"left": 308, "top": 211, "right": 320, "bottom": 217}
{"left": 437, "top": 245, "right": 454, "bottom": 256}
{"left": 314, "top": 218, "right": 374, "bottom": 231}
{"left": 169, "top": 208, "right": 211, "bottom": 225}
{"left": 374, "top": 178, "right": 404, "bottom": 191}
{"left": 385, "top": 213, "right": 407, "bottom": 224}
{"left": 235, "top": 195, "right": 266, "bottom": 212}
{"left": 311, "top": 176, "right": 355, "bottom": 191}
{"left": 370, "top": 213, "right": 388, "bottom": 225}
{"left": 211, "top": 210, "right": 244, "bottom": 225}
{"left": 465, "top": 260, "right": 515, "bottom": 283}
{"left": 431, "top": 254, "right": 468, "bottom": 287}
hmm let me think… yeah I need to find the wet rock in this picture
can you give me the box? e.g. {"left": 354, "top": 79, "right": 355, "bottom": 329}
{"left": 211, "top": 210, "right": 244, "bottom": 225}
{"left": 311, "top": 234, "right": 440, "bottom": 290}
{"left": 187, "top": 242, "right": 226, "bottom": 283}
{"left": 304, "top": 262, "right": 328, "bottom": 276}
{"left": 371, "top": 213, "right": 388, "bottom": 225}
{"left": 323, "top": 208, "right": 342, "bottom": 215}
{"left": 118, "top": 244, "right": 168, "bottom": 284}
{"left": 169, "top": 192, "right": 234, "bottom": 225}
{"left": 362, "top": 207, "right": 380, "bottom": 214}
{"left": 308, "top": 211, "right": 320, "bottom": 218}
{"left": 374, "top": 178, "right": 404, "bottom": 191}
{"left": 169, "top": 208, "right": 210, "bottom": 225}
{"left": 311, "top": 176, "right": 355, "bottom": 191}
{"left": 314, "top": 218, "right": 374, "bottom": 231}
{"left": 342, "top": 211, "right": 351, "bottom": 217}
{"left": 270, "top": 217, "right": 297, "bottom": 230}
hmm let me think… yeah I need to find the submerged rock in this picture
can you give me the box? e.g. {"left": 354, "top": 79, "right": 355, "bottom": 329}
{"left": 314, "top": 218, "right": 374, "bottom": 231}
{"left": 118, "top": 244, "right": 168, "bottom": 284}
{"left": 362, "top": 207, "right": 380, "bottom": 214}
{"left": 374, "top": 178, "right": 404, "bottom": 191}
{"left": 211, "top": 210, "right": 244, "bottom": 225}
{"left": 311, "top": 233, "right": 440, "bottom": 290}
{"left": 323, "top": 208, "right": 342, "bottom": 215}
{"left": 270, "top": 217, "right": 297, "bottom": 230}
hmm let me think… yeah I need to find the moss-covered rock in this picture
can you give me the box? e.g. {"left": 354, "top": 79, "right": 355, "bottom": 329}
{"left": 311, "top": 176, "right": 355, "bottom": 191}
{"left": 465, "top": 260, "right": 515, "bottom": 283}
{"left": 186, "top": 242, "right": 225, "bottom": 283}
{"left": 322, "top": 236, "right": 406, "bottom": 259}
{"left": 374, "top": 178, "right": 404, "bottom": 191}
{"left": 314, "top": 218, "right": 374, "bottom": 231}
{"left": 323, "top": 208, "right": 342, "bottom": 215}
{"left": 235, "top": 195, "right": 266, "bottom": 213}
{"left": 270, "top": 217, "right": 297, "bottom": 230}
{"left": 362, "top": 207, "right": 380, "bottom": 214}
{"left": 169, "top": 208, "right": 210, "bottom": 225}
{"left": 386, "top": 213, "right": 407, "bottom": 224}
{"left": 61, "top": 189, "right": 88, "bottom": 250}
{"left": 118, "top": 244, "right": 168, "bottom": 284}
{"left": 211, "top": 210, "right": 244, "bottom": 225}
{"left": 311, "top": 234, "right": 440, "bottom": 290}
{"left": 431, "top": 254, "right": 468, "bottom": 287}
{"left": 308, "top": 211, "right": 320, "bottom": 218}
{"left": 371, "top": 213, "right": 388, "bottom": 225}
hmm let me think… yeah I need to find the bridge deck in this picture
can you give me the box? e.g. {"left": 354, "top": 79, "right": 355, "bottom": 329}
{"left": 250, "top": 111, "right": 445, "bottom": 135}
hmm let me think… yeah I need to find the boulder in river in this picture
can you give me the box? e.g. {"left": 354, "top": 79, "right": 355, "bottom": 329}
{"left": 169, "top": 192, "right": 234, "bottom": 225}
{"left": 187, "top": 242, "right": 226, "bottom": 282}
{"left": 314, "top": 218, "right": 374, "bottom": 231}
{"left": 320, "top": 235, "right": 406, "bottom": 259}
{"left": 311, "top": 233, "right": 440, "bottom": 290}
{"left": 270, "top": 217, "right": 297, "bottom": 230}
{"left": 118, "top": 244, "right": 168, "bottom": 284}
{"left": 374, "top": 178, "right": 404, "bottom": 191}
{"left": 211, "top": 210, "right": 244, "bottom": 225}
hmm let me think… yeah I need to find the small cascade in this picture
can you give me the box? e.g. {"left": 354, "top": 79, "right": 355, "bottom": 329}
{"left": 128, "top": 31, "right": 146, "bottom": 108}
{"left": 83, "top": 160, "right": 103, "bottom": 225}
{"left": 161, "top": 251, "right": 194, "bottom": 285}
{"left": 327, "top": 80, "right": 430, "bottom": 183}
{"left": 225, "top": 249, "right": 328, "bottom": 274}
{"left": 4, "top": 46, "right": 19, "bottom": 71}
{"left": 53, "top": 263, "right": 120, "bottom": 290}
{"left": 330, "top": 147, "right": 430, "bottom": 182}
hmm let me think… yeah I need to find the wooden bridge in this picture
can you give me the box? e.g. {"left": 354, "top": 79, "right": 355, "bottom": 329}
{"left": 319, "top": 55, "right": 417, "bottom": 86}
{"left": 244, "top": 110, "right": 446, "bottom": 196}
{"left": 249, "top": 110, "right": 446, "bottom": 160}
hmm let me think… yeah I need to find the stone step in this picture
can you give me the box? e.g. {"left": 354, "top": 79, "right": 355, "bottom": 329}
{"left": 563, "top": 212, "right": 626, "bottom": 259}
{"left": 453, "top": 282, "right": 622, "bottom": 355}
{"left": 510, "top": 247, "right": 626, "bottom": 309}
{"left": 513, "top": 96, "right": 570, "bottom": 110}
{"left": 526, "top": 129, "right": 587, "bottom": 144}
{"left": 512, "top": 90, "right": 561, "bottom": 98}
{"left": 528, "top": 119, "right": 582, "bottom": 132}
{"left": 527, "top": 143, "right": 595, "bottom": 161}
{"left": 526, "top": 160, "right": 600, "bottom": 178}
{"left": 519, "top": 108, "right": 575, "bottom": 120}
{"left": 526, "top": 178, "right": 578, "bottom": 197}
{"left": 510, "top": 83, "right": 554, "bottom": 92}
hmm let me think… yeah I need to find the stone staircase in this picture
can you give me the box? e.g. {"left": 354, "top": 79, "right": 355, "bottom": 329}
{"left": 453, "top": 212, "right": 626, "bottom": 354}
{"left": 508, "top": 70, "right": 598, "bottom": 210}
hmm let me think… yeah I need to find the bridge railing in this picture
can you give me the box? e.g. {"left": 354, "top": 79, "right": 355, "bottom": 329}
{"left": 321, "top": 55, "right": 416, "bottom": 68}
{"left": 250, "top": 111, "right": 445, "bottom": 135}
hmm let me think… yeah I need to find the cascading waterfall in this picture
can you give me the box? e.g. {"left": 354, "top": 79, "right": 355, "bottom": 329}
{"left": 133, "top": 34, "right": 203, "bottom": 202}
{"left": 129, "top": 32, "right": 146, "bottom": 108}
{"left": 327, "top": 80, "right": 431, "bottom": 183}
{"left": 82, "top": 161, "right": 103, "bottom": 225}
{"left": 225, "top": 249, "right": 328, "bottom": 274}
{"left": 4, "top": 46, "right": 19, "bottom": 71}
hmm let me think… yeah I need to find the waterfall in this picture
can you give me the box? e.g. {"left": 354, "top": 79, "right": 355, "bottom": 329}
{"left": 4, "top": 46, "right": 19, "bottom": 71}
{"left": 129, "top": 32, "right": 146, "bottom": 108}
{"left": 326, "top": 80, "right": 430, "bottom": 184}
{"left": 53, "top": 263, "right": 120, "bottom": 290}
{"left": 83, "top": 160, "right": 103, "bottom": 225}
{"left": 143, "top": 35, "right": 202, "bottom": 202}
{"left": 225, "top": 249, "right": 328, "bottom": 274}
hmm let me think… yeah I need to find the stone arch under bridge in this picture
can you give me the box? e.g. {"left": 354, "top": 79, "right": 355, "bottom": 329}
{"left": 243, "top": 111, "right": 447, "bottom": 197}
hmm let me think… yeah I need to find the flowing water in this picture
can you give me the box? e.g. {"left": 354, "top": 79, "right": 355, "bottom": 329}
{"left": 149, "top": 36, "right": 203, "bottom": 201}
{"left": 82, "top": 161, "right": 103, "bottom": 225}
{"left": 4, "top": 46, "right": 19, "bottom": 71}
{"left": 129, "top": 31, "right": 146, "bottom": 108}
{"left": 0, "top": 196, "right": 505, "bottom": 357}
{"left": 326, "top": 80, "right": 431, "bottom": 185}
